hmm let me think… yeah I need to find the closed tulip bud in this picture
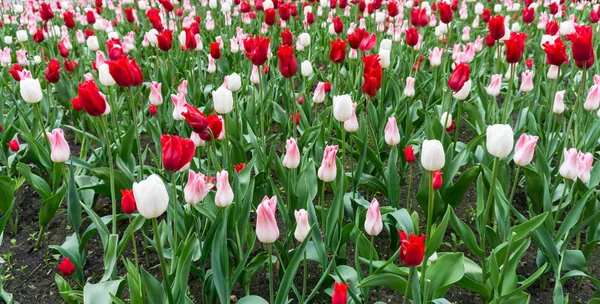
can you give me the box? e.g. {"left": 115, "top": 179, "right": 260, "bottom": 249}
{"left": 553, "top": 90, "right": 565, "bottom": 114}
{"left": 547, "top": 65, "right": 559, "bottom": 80}
{"left": 333, "top": 94, "right": 353, "bottom": 122}
{"left": 184, "top": 170, "right": 213, "bottom": 205}
{"left": 384, "top": 117, "right": 401, "bottom": 146}
{"left": 7, "top": 139, "right": 19, "bottom": 152}
{"left": 215, "top": 170, "right": 234, "bottom": 207}
{"left": 379, "top": 49, "right": 390, "bottom": 68}
{"left": 227, "top": 73, "right": 241, "bottom": 91}
{"left": 294, "top": 209, "right": 310, "bottom": 242}
{"left": 282, "top": 137, "right": 300, "bottom": 169}
{"left": 344, "top": 103, "right": 359, "bottom": 132}
{"left": 440, "top": 112, "right": 453, "bottom": 129}
{"left": 120, "top": 189, "right": 137, "bottom": 214}
{"left": 161, "top": 135, "right": 195, "bottom": 171}
{"left": 20, "top": 77, "right": 43, "bottom": 103}
{"left": 486, "top": 124, "right": 514, "bottom": 158}
{"left": 46, "top": 129, "right": 70, "bottom": 163}
{"left": 584, "top": 85, "right": 600, "bottom": 111}
{"left": 519, "top": 70, "right": 534, "bottom": 92}
{"left": 149, "top": 82, "right": 163, "bottom": 105}
{"left": 577, "top": 152, "right": 593, "bottom": 183}
{"left": 86, "top": 36, "right": 99, "bottom": 51}
{"left": 513, "top": 134, "right": 538, "bottom": 166}
{"left": 212, "top": 87, "right": 234, "bottom": 114}
{"left": 98, "top": 64, "right": 115, "bottom": 86}
{"left": 4, "top": 36, "right": 12, "bottom": 44}
{"left": 16, "top": 30, "right": 27, "bottom": 42}
{"left": 365, "top": 198, "right": 383, "bottom": 236}
{"left": 560, "top": 148, "right": 579, "bottom": 180}
{"left": 256, "top": 196, "right": 279, "bottom": 243}
{"left": 301, "top": 60, "right": 313, "bottom": 77}
{"left": 133, "top": 174, "right": 169, "bottom": 219}
{"left": 57, "top": 257, "right": 76, "bottom": 276}
{"left": 404, "top": 77, "right": 415, "bottom": 97}
{"left": 432, "top": 170, "right": 443, "bottom": 190}
{"left": 421, "top": 139, "right": 445, "bottom": 171}
{"left": 486, "top": 74, "right": 502, "bottom": 96}
{"left": 332, "top": 282, "right": 350, "bottom": 304}
{"left": 318, "top": 145, "right": 338, "bottom": 182}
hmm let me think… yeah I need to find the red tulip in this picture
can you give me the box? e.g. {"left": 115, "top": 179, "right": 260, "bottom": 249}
{"left": 244, "top": 35, "right": 270, "bottom": 66}
{"left": 432, "top": 170, "right": 443, "bottom": 190}
{"left": 240, "top": 2, "right": 251, "bottom": 12}
{"left": 125, "top": 8, "right": 135, "bottom": 23}
{"left": 575, "top": 56, "right": 595, "bottom": 70}
{"left": 543, "top": 38, "right": 568, "bottom": 66}
{"left": 281, "top": 28, "right": 293, "bottom": 46}
{"left": 157, "top": 30, "right": 173, "bottom": 51}
{"left": 448, "top": 62, "right": 470, "bottom": 92}
{"left": 388, "top": 1, "right": 399, "bottom": 17}
{"left": 44, "top": 59, "right": 61, "bottom": 83}
{"left": 398, "top": 230, "right": 426, "bottom": 266}
{"left": 485, "top": 34, "right": 495, "bottom": 47}
{"left": 58, "top": 41, "right": 69, "bottom": 57}
{"left": 482, "top": 8, "right": 491, "bottom": 22}
{"left": 40, "top": 2, "right": 55, "bottom": 21}
{"left": 183, "top": 27, "right": 197, "bottom": 50}
{"left": 33, "top": 29, "right": 45, "bottom": 43}
{"left": 120, "top": 189, "right": 137, "bottom": 214}
{"left": 362, "top": 54, "right": 382, "bottom": 98}
{"left": 331, "top": 282, "right": 349, "bottom": 304}
{"left": 160, "top": 0, "right": 174, "bottom": 12}
{"left": 403, "top": 146, "right": 416, "bottom": 163}
{"left": 71, "top": 97, "right": 83, "bottom": 111}
{"left": 522, "top": 7, "right": 535, "bottom": 24}
{"left": 57, "top": 257, "right": 75, "bottom": 276}
{"left": 182, "top": 104, "right": 209, "bottom": 134}
{"left": 277, "top": 45, "right": 297, "bottom": 78}
{"left": 234, "top": 163, "right": 246, "bottom": 173}
{"left": 146, "top": 9, "right": 164, "bottom": 32}
{"left": 549, "top": 2, "right": 558, "bottom": 14}
{"left": 405, "top": 27, "right": 419, "bottom": 47}
{"left": 546, "top": 20, "right": 559, "bottom": 35}
{"left": 265, "top": 8, "right": 276, "bottom": 25}
{"left": 149, "top": 105, "right": 158, "bottom": 115}
{"left": 290, "top": 113, "right": 300, "bottom": 125}
{"left": 438, "top": 2, "right": 452, "bottom": 24}
{"left": 488, "top": 15, "right": 505, "bottom": 41}
{"left": 566, "top": 25, "right": 593, "bottom": 62}
{"left": 161, "top": 134, "right": 195, "bottom": 171}
{"left": 210, "top": 42, "right": 221, "bottom": 59}
{"left": 203, "top": 115, "right": 224, "bottom": 141}
{"left": 504, "top": 32, "right": 527, "bottom": 64}
{"left": 77, "top": 80, "right": 107, "bottom": 116}
{"left": 86, "top": 10, "right": 96, "bottom": 24}
{"left": 591, "top": 9, "right": 599, "bottom": 23}
{"left": 306, "top": 12, "right": 315, "bottom": 24}
{"left": 8, "top": 64, "right": 22, "bottom": 81}
{"left": 410, "top": 7, "right": 428, "bottom": 27}
{"left": 108, "top": 57, "right": 143, "bottom": 87}
{"left": 347, "top": 28, "right": 367, "bottom": 49}
{"left": 7, "top": 139, "right": 19, "bottom": 152}
{"left": 329, "top": 38, "right": 347, "bottom": 63}
{"left": 63, "top": 12, "right": 75, "bottom": 28}
{"left": 279, "top": 3, "right": 291, "bottom": 20}
{"left": 333, "top": 17, "right": 343, "bottom": 33}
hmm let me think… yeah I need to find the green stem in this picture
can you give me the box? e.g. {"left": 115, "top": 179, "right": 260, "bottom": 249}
{"left": 452, "top": 101, "right": 462, "bottom": 154}
{"left": 480, "top": 157, "right": 500, "bottom": 285}
{"left": 402, "top": 266, "right": 414, "bottom": 304}
{"left": 34, "top": 225, "right": 45, "bottom": 250}
{"left": 33, "top": 103, "right": 49, "bottom": 152}
{"left": 129, "top": 215, "right": 140, "bottom": 270}
{"left": 496, "top": 232, "right": 516, "bottom": 297}
{"left": 152, "top": 218, "right": 175, "bottom": 304}
{"left": 508, "top": 166, "right": 520, "bottom": 206}
{"left": 100, "top": 117, "right": 117, "bottom": 235}
{"left": 259, "top": 67, "right": 265, "bottom": 145}
{"left": 301, "top": 250, "right": 307, "bottom": 303}
{"left": 268, "top": 243, "right": 274, "bottom": 304}
{"left": 407, "top": 165, "right": 413, "bottom": 213}
{"left": 129, "top": 88, "right": 144, "bottom": 181}
{"left": 224, "top": 114, "right": 230, "bottom": 172}
{"left": 426, "top": 171, "right": 435, "bottom": 236}
{"left": 171, "top": 171, "right": 178, "bottom": 251}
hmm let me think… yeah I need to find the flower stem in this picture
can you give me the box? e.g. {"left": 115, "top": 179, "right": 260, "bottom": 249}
{"left": 171, "top": 171, "right": 178, "bottom": 253}
{"left": 301, "top": 250, "right": 307, "bottom": 303}
{"left": 129, "top": 88, "right": 144, "bottom": 181}
{"left": 129, "top": 215, "right": 140, "bottom": 270}
{"left": 480, "top": 157, "right": 500, "bottom": 285}
{"left": 152, "top": 218, "right": 175, "bottom": 304}
{"left": 268, "top": 243, "right": 274, "bottom": 304}
{"left": 402, "top": 266, "right": 414, "bottom": 304}
{"left": 100, "top": 116, "right": 117, "bottom": 235}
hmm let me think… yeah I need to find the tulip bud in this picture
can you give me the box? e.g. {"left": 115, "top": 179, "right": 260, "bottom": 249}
{"left": 282, "top": 137, "right": 300, "bottom": 169}
{"left": 553, "top": 90, "right": 565, "bottom": 114}
{"left": 318, "top": 145, "right": 338, "bottom": 182}
{"left": 149, "top": 82, "right": 163, "bottom": 105}
{"left": 294, "top": 209, "right": 310, "bottom": 242}
{"left": 486, "top": 124, "right": 514, "bottom": 158}
{"left": 212, "top": 87, "right": 234, "bottom": 114}
{"left": 57, "top": 257, "right": 76, "bottom": 276}
{"left": 364, "top": 198, "right": 383, "bottom": 236}
{"left": 432, "top": 170, "right": 443, "bottom": 190}
{"left": 46, "top": 128, "right": 70, "bottom": 163}
{"left": 7, "top": 139, "right": 19, "bottom": 152}
{"left": 215, "top": 170, "right": 234, "bottom": 207}
{"left": 301, "top": 60, "right": 313, "bottom": 77}
{"left": 299, "top": 33, "right": 311, "bottom": 46}
{"left": 559, "top": 148, "right": 579, "bottom": 180}
{"left": 344, "top": 103, "right": 359, "bottom": 132}
{"left": 120, "top": 189, "right": 137, "bottom": 214}
{"left": 133, "top": 174, "right": 169, "bottom": 219}
{"left": 16, "top": 30, "right": 27, "bottom": 42}
{"left": 384, "top": 117, "right": 400, "bottom": 146}
{"left": 404, "top": 77, "right": 415, "bottom": 97}
{"left": 403, "top": 146, "right": 416, "bottom": 163}
{"left": 420, "top": 139, "right": 445, "bottom": 171}
{"left": 20, "top": 77, "right": 43, "bottom": 103}
{"left": 256, "top": 196, "right": 279, "bottom": 243}
{"left": 227, "top": 72, "right": 242, "bottom": 91}
{"left": 440, "top": 112, "right": 453, "bottom": 129}
{"left": 184, "top": 170, "right": 214, "bottom": 205}
{"left": 86, "top": 36, "right": 99, "bottom": 51}
{"left": 513, "top": 134, "right": 538, "bottom": 166}
{"left": 332, "top": 94, "right": 353, "bottom": 122}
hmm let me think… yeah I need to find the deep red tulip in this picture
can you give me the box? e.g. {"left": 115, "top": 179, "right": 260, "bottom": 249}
{"left": 77, "top": 80, "right": 107, "bottom": 116}
{"left": 240, "top": 2, "right": 251, "bottom": 12}
{"left": 488, "top": 15, "right": 505, "bottom": 40}
{"left": 522, "top": 7, "right": 535, "bottom": 23}
{"left": 331, "top": 282, "right": 349, "bottom": 304}
{"left": 403, "top": 146, "right": 416, "bottom": 163}
{"left": 279, "top": 3, "right": 291, "bottom": 20}
{"left": 64, "top": 59, "right": 78, "bottom": 72}
{"left": 203, "top": 115, "right": 224, "bottom": 141}
{"left": 244, "top": 35, "right": 270, "bottom": 66}
{"left": 40, "top": 2, "right": 55, "bottom": 21}
{"left": 160, "top": 0, "right": 174, "bottom": 12}
{"left": 448, "top": 62, "right": 470, "bottom": 92}
{"left": 281, "top": 28, "right": 293, "bottom": 46}
{"left": 398, "top": 230, "right": 426, "bottom": 266}
{"left": 329, "top": 38, "right": 347, "bottom": 63}
{"left": 8, "top": 64, "right": 22, "bottom": 81}
{"left": 44, "top": 59, "right": 61, "bottom": 83}
{"left": 549, "top": 2, "right": 558, "bottom": 14}
{"left": 149, "top": 105, "right": 158, "bottom": 115}
{"left": 7, "top": 139, "right": 19, "bottom": 152}
{"left": 71, "top": 97, "right": 83, "bottom": 111}
{"left": 57, "top": 257, "right": 75, "bottom": 276}
{"left": 58, "top": 41, "right": 69, "bottom": 57}
{"left": 566, "top": 25, "right": 593, "bottom": 62}
{"left": 347, "top": 28, "right": 367, "bottom": 49}
{"left": 63, "top": 12, "right": 75, "bottom": 28}
{"left": 161, "top": 135, "right": 195, "bottom": 171}
{"left": 410, "top": 7, "right": 428, "bottom": 27}
{"left": 432, "top": 170, "right": 443, "bottom": 190}
{"left": 210, "top": 42, "right": 221, "bottom": 59}
{"left": 183, "top": 27, "right": 197, "bottom": 50}
{"left": 233, "top": 163, "right": 246, "bottom": 173}
{"left": 33, "top": 29, "right": 45, "bottom": 43}
{"left": 504, "top": 32, "right": 527, "bottom": 64}
{"left": 182, "top": 104, "right": 209, "bottom": 134}
{"left": 333, "top": 17, "right": 343, "bottom": 33}
{"left": 86, "top": 10, "right": 96, "bottom": 24}
{"left": 108, "top": 57, "right": 143, "bottom": 87}
{"left": 120, "top": 189, "right": 137, "bottom": 214}
{"left": 591, "top": 10, "right": 599, "bottom": 23}
{"left": 405, "top": 27, "right": 419, "bottom": 47}
{"left": 482, "top": 8, "right": 491, "bottom": 22}
{"left": 306, "top": 12, "right": 315, "bottom": 24}
{"left": 485, "top": 34, "right": 495, "bottom": 47}
{"left": 575, "top": 56, "right": 594, "bottom": 70}
{"left": 125, "top": 8, "right": 135, "bottom": 23}
{"left": 157, "top": 30, "right": 173, "bottom": 51}
{"left": 324, "top": 82, "right": 332, "bottom": 92}
{"left": 388, "top": 1, "right": 399, "bottom": 17}
{"left": 277, "top": 45, "right": 297, "bottom": 78}
{"left": 362, "top": 54, "right": 382, "bottom": 98}
{"left": 290, "top": 113, "right": 300, "bottom": 125}
{"left": 146, "top": 8, "right": 164, "bottom": 32}
{"left": 543, "top": 38, "right": 568, "bottom": 66}
{"left": 265, "top": 8, "right": 276, "bottom": 25}
{"left": 438, "top": 2, "right": 452, "bottom": 24}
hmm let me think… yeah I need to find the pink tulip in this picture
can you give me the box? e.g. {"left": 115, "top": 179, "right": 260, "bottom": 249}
{"left": 384, "top": 117, "right": 400, "bottom": 146}
{"left": 83, "top": 73, "right": 95, "bottom": 81}
{"left": 46, "top": 128, "right": 70, "bottom": 163}
{"left": 282, "top": 138, "right": 300, "bottom": 169}
{"left": 519, "top": 70, "right": 534, "bottom": 92}
{"left": 584, "top": 85, "right": 600, "bottom": 111}
{"left": 577, "top": 152, "right": 593, "bottom": 183}
{"left": 96, "top": 51, "right": 107, "bottom": 66}
{"left": 0, "top": 48, "right": 11, "bottom": 66}
{"left": 560, "top": 148, "right": 580, "bottom": 180}
{"left": 359, "top": 33, "right": 377, "bottom": 52}
{"left": 250, "top": 65, "right": 260, "bottom": 84}
{"left": 513, "top": 134, "right": 538, "bottom": 166}
{"left": 16, "top": 50, "right": 27, "bottom": 66}
{"left": 364, "top": 198, "right": 383, "bottom": 236}
{"left": 215, "top": 170, "right": 234, "bottom": 207}
{"left": 486, "top": 74, "right": 502, "bottom": 96}
{"left": 256, "top": 196, "right": 279, "bottom": 243}
{"left": 294, "top": 209, "right": 310, "bottom": 242}
{"left": 149, "top": 82, "right": 163, "bottom": 105}
{"left": 553, "top": 90, "right": 565, "bottom": 114}
{"left": 594, "top": 74, "right": 600, "bottom": 85}
{"left": 313, "top": 82, "right": 326, "bottom": 103}
{"left": 178, "top": 80, "right": 188, "bottom": 94}
{"left": 404, "top": 77, "right": 415, "bottom": 97}
{"left": 184, "top": 170, "right": 213, "bottom": 205}
{"left": 344, "top": 103, "right": 359, "bottom": 133}
{"left": 318, "top": 145, "right": 338, "bottom": 182}
{"left": 171, "top": 93, "right": 188, "bottom": 120}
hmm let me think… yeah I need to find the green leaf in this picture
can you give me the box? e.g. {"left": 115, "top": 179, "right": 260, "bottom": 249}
{"left": 173, "top": 235, "right": 199, "bottom": 303}
{"left": 425, "top": 208, "right": 451, "bottom": 257}
{"left": 275, "top": 225, "right": 314, "bottom": 304}
{"left": 82, "top": 280, "right": 125, "bottom": 304}
{"left": 101, "top": 234, "right": 119, "bottom": 282}
{"left": 508, "top": 212, "right": 548, "bottom": 244}
{"left": 39, "top": 185, "right": 67, "bottom": 227}
{"left": 521, "top": 166, "right": 544, "bottom": 213}
{"left": 386, "top": 146, "right": 400, "bottom": 208}
{"left": 141, "top": 268, "right": 166, "bottom": 304}
{"left": 449, "top": 208, "right": 484, "bottom": 257}
{"left": 0, "top": 176, "right": 16, "bottom": 213}
{"left": 426, "top": 253, "right": 465, "bottom": 300}
{"left": 236, "top": 295, "right": 269, "bottom": 304}
{"left": 16, "top": 163, "right": 51, "bottom": 199}
{"left": 443, "top": 166, "right": 480, "bottom": 208}
{"left": 358, "top": 273, "right": 407, "bottom": 293}
{"left": 211, "top": 213, "right": 230, "bottom": 304}
{"left": 67, "top": 163, "right": 81, "bottom": 234}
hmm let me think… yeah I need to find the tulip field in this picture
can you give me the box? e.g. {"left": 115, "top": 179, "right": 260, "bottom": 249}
{"left": 2, "top": 0, "right": 600, "bottom": 303}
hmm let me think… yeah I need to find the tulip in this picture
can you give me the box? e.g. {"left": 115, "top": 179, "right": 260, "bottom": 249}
{"left": 256, "top": 196, "right": 279, "bottom": 243}
{"left": 57, "top": 257, "right": 76, "bottom": 276}
{"left": 214, "top": 170, "right": 234, "bottom": 207}
{"left": 282, "top": 138, "right": 300, "bottom": 169}
{"left": 553, "top": 90, "right": 566, "bottom": 114}
{"left": 448, "top": 62, "right": 471, "bottom": 92}
{"left": 171, "top": 93, "right": 188, "bottom": 121}
{"left": 365, "top": 198, "right": 383, "bottom": 236}
{"left": 486, "top": 124, "right": 514, "bottom": 158}
{"left": 7, "top": 139, "right": 19, "bottom": 152}
{"left": 362, "top": 54, "right": 382, "bottom": 98}
{"left": 404, "top": 146, "right": 416, "bottom": 163}
{"left": 332, "top": 282, "right": 349, "bottom": 304}
{"left": 421, "top": 139, "right": 445, "bottom": 171}
{"left": 78, "top": 80, "right": 109, "bottom": 116}
{"left": 429, "top": 47, "right": 444, "bottom": 66}
{"left": 149, "top": 82, "right": 163, "bottom": 105}
{"left": 513, "top": 134, "right": 538, "bottom": 166}
{"left": 584, "top": 85, "right": 600, "bottom": 111}
{"left": 227, "top": 73, "right": 242, "bottom": 91}
{"left": 161, "top": 135, "right": 195, "bottom": 171}
{"left": 384, "top": 117, "right": 401, "bottom": 146}
{"left": 87, "top": 36, "right": 99, "bottom": 51}
{"left": 20, "top": 77, "right": 43, "bottom": 103}
{"left": 378, "top": 49, "right": 390, "bottom": 68}
{"left": 566, "top": 25, "right": 593, "bottom": 62}
{"left": 333, "top": 95, "right": 353, "bottom": 122}
{"left": 184, "top": 170, "right": 213, "bottom": 205}
{"left": 344, "top": 103, "right": 359, "bottom": 132}
{"left": 120, "top": 189, "right": 137, "bottom": 214}
{"left": 577, "top": 152, "right": 593, "bottom": 183}
{"left": 133, "top": 174, "right": 169, "bottom": 219}
{"left": 313, "top": 82, "right": 326, "bottom": 103}
{"left": 107, "top": 57, "right": 143, "bottom": 87}
{"left": 301, "top": 60, "right": 313, "bottom": 77}
{"left": 399, "top": 230, "right": 426, "bottom": 266}
{"left": 404, "top": 77, "right": 415, "bottom": 97}
{"left": 209, "top": 42, "right": 221, "bottom": 59}
{"left": 543, "top": 38, "right": 569, "bottom": 66}
{"left": 299, "top": 33, "right": 311, "bottom": 47}
{"left": 329, "top": 38, "right": 347, "bottom": 63}
{"left": 212, "top": 87, "right": 234, "bottom": 114}
{"left": 560, "top": 148, "right": 579, "bottom": 180}
{"left": 294, "top": 209, "right": 310, "bottom": 242}
{"left": 318, "top": 145, "right": 338, "bottom": 182}
{"left": 46, "top": 129, "right": 70, "bottom": 163}
{"left": 440, "top": 112, "right": 453, "bottom": 129}
{"left": 16, "top": 30, "right": 27, "bottom": 42}
{"left": 519, "top": 70, "right": 534, "bottom": 92}
{"left": 432, "top": 170, "right": 443, "bottom": 190}
{"left": 488, "top": 15, "right": 505, "bottom": 40}
{"left": 98, "top": 64, "right": 116, "bottom": 86}
{"left": 244, "top": 35, "right": 270, "bottom": 66}
{"left": 486, "top": 74, "right": 502, "bottom": 96}
{"left": 44, "top": 59, "right": 61, "bottom": 83}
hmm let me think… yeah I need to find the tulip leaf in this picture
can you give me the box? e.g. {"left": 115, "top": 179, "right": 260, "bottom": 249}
{"left": 443, "top": 165, "right": 481, "bottom": 208}
{"left": 358, "top": 273, "right": 407, "bottom": 293}
{"left": 522, "top": 166, "right": 544, "bottom": 213}
{"left": 141, "top": 267, "right": 166, "bottom": 304}
{"left": 508, "top": 212, "right": 547, "bottom": 244}
{"left": 173, "top": 235, "right": 199, "bottom": 303}
{"left": 237, "top": 296, "right": 269, "bottom": 304}
{"left": 386, "top": 146, "right": 400, "bottom": 208}
{"left": 425, "top": 253, "right": 465, "bottom": 300}
{"left": 38, "top": 185, "right": 66, "bottom": 228}
{"left": 425, "top": 207, "right": 451, "bottom": 257}
{"left": 0, "top": 176, "right": 16, "bottom": 213}
{"left": 83, "top": 279, "right": 125, "bottom": 304}
{"left": 67, "top": 162, "right": 81, "bottom": 235}
{"left": 16, "top": 163, "right": 51, "bottom": 199}
{"left": 275, "top": 225, "right": 314, "bottom": 304}
{"left": 211, "top": 212, "right": 230, "bottom": 304}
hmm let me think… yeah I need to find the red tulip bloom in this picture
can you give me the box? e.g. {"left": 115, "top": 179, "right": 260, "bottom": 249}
{"left": 40, "top": 2, "right": 55, "bottom": 21}
{"left": 182, "top": 104, "right": 209, "bottom": 134}
{"left": 58, "top": 41, "right": 69, "bottom": 57}
{"left": 149, "top": 105, "right": 158, "bottom": 115}
{"left": 403, "top": 146, "right": 416, "bottom": 163}
{"left": 543, "top": 38, "right": 568, "bottom": 66}
{"left": 410, "top": 7, "right": 428, "bottom": 27}
{"left": 210, "top": 42, "right": 221, "bottom": 59}
{"left": 108, "top": 57, "right": 143, "bottom": 87}
{"left": 432, "top": 170, "right": 443, "bottom": 189}
{"left": 329, "top": 38, "right": 347, "bottom": 63}
{"left": 388, "top": 1, "right": 399, "bottom": 17}
{"left": 485, "top": 34, "right": 495, "bottom": 47}
{"left": 240, "top": 2, "right": 251, "bottom": 12}
{"left": 161, "top": 135, "right": 195, "bottom": 171}
{"left": 281, "top": 28, "right": 293, "bottom": 46}
{"left": 405, "top": 27, "right": 419, "bottom": 47}
{"left": 347, "top": 28, "right": 368, "bottom": 49}
{"left": 244, "top": 35, "right": 270, "bottom": 66}
{"left": 44, "top": 59, "right": 61, "bottom": 83}
{"left": 448, "top": 62, "right": 470, "bottom": 92}
{"left": 566, "top": 25, "right": 593, "bottom": 62}
{"left": 277, "top": 45, "right": 297, "bottom": 78}
{"left": 438, "top": 2, "right": 452, "bottom": 24}
{"left": 591, "top": 10, "right": 599, "bottom": 24}
{"left": 157, "top": 30, "right": 173, "bottom": 51}
{"left": 77, "top": 80, "right": 107, "bottom": 116}
{"left": 265, "top": 8, "right": 276, "bottom": 25}
{"left": 333, "top": 17, "right": 343, "bottom": 33}
{"left": 146, "top": 8, "right": 164, "bottom": 32}
{"left": 482, "top": 8, "right": 491, "bottom": 22}
{"left": 160, "top": 0, "right": 174, "bottom": 12}
{"left": 63, "top": 12, "right": 75, "bottom": 28}
{"left": 125, "top": 8, "right": 135, "bottom": 23}
{"left": 86, "top": 10, "right": 96, "bottom": 24}
{"left": 362, "top": 54, "right": 382, "bottom": 98}
{"left": 324, "top": 82, "right": 332, "bottom": 92}
{"left": 8, "top": 64, "right": 22, "bottom": 81}
{"left": 183, "top": 27, "right": 197, "bottom": 50}
{"left": 233, "top": 163, "right": 246, "bottom": 173}
{"left": 546, "top": 20, "right": 559, "bottom": 35}
{"left": 522, "top": 7, "right": 535, "bottom": 23}
{"left": 504, "top": 32, "right": 527, "bottom": 64}
{"left": 33, "top": 29, "right": 45, "bottom": 43}
{"left": 398, "top": 230, "right": 426, "bottom": 266}
{"left": 290, "top": 113, "right": 300, "bottom": 125}
{"left": 203, "top": 115, "right": 224, "bottom": 141}
{"left": 331, "top": 282, "right": 349, "bottom": 304}
{"left": 549, "top": 2, "right": 558, "bottom": 14}
{"left": 488, "top": 15, "right": 505, "bottom": 40}
{"left": 71, "top": 97, "right": 83, "bottom": 111}
{"left": 57, "top": 257, "right": 75, "bottom": 276}
{"left": 120, "top": 189, "right": 137, "bottom": 214}
{"left": 279, "top": 3, "right": 291, "bottom": 20}
{"left": 7, "top": 139, "right": 19, "bottom": 152}
{"left": 306, "top": 12, "right": 315, "bottom": 24}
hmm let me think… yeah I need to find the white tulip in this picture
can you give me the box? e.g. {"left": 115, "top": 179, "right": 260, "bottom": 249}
{"left": 16, "top": 30, "right": 27, "bottom": 42}
{"left": 301, "top": 60, "right": 313, "bottom": 77}
{"left": 86, "top": 36, "right": 99, "bottom": 51}
{"left": 486, "top": 124, "right": 514, "bottom": 158}
{"left": 20, "top": 78, "right": 43, "bottom": 103}
{"left": 227, "top": 73, "right": 242, "bottom": 91}
{"left": 213, "top": 87, "right": 234, "bottom": 114}
{"left": 98, "top": 64, "right": 116, "bottom": 86}
{"left": 333, "top": 95, "right": 353, "bottom": 122}
{"left": 421, "top": 139, "right": 445, "bottom": 171}
{"left": 133, "top": 174, "right": 169, "bottom": 219}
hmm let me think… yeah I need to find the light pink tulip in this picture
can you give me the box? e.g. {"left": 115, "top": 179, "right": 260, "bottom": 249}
{"left": 171, "top": 93, "right": 187, "bottom": 120}
{"left": 577, "top": 152, "right": 593, "bottom": 183}
{"left": 16, "top": 50, "right": 27, "bottom": 65}
{"left": 519, "top": 70, "right": 534, "bottom": 92}
{"left": 0, "top": 48, "right": 11, "bottom": 66}
{"left": 46, "top": 129, "right": 70, "bottom": 163}
{"left": 553, "top": 90, "right": 565, "bottom": 114}
{"left": 215, "top": 170, "right": 234, "bottom": 207}
{"left": 428, "top": 47, "right": 444, "bottom": 67}
{"left": 486, "top": 74, "right": 502, "bottom": 96}
{"left": 584, "top": 85, "right": 600, "bottom": 111}
{"left": 513, "top": 134, "right": 538, "bottom": 166}
{"left": 256, "top": 196, "right": 279, "bottom": 243}
{"left": 404, "top": 77, "right": 415, "bottom": 97}
{"left": 594, "top": 74, "right": 600, "bottom": 85}
{"left": 384, "top": 117, "right": 400, "bottom": 146}
{"left": 83, "top": 73, "right": 94, "bottom": 81}
{"left": 282, "top": 138, "right": 300, "bottom": 169}
{"left": 178, "top": 80, "right": 188, "bottom": 94}
{"left": 364, "top": 198, "right": 383, "bottom": 236}
{"left": 560, "top": 148, "right": 579, "bottom": 180}
{"left": 359, "top": 34, "right": 377, "bottom": 52}
{"left": 250, "top": 65, "right": 260, "bottom": 84}
{"left": 318, "top": 145, "right": 338, "bottom": 182}
{"left": 473, "top": 36, "right": 484, "bottom": 52}
{"left": 96, "top": 51, "right": 107, "bottom": 66}
{"left": 149, "top": 82, "right": 163, "bottom": 105}
{"left": 294, "top": 209, "right": 310, "bottom": 242}
{"left": 184, "top": 170, "right": 213, "bottom": 205}
{"left": 344, "top": 103, "right": 359, "bottom": 133}
{"left": 313, "top": 82, "right": 326, "bottom": 103}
